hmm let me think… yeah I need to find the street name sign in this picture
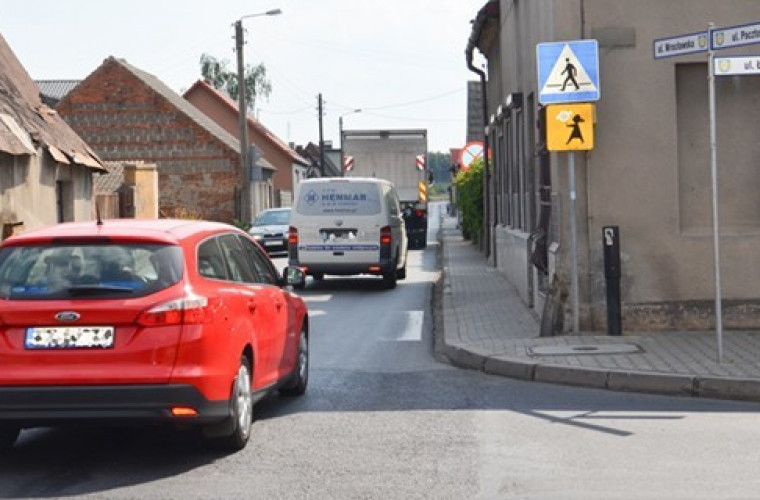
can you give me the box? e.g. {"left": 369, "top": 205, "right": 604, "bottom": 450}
{"left": 714, "top": 56, "right": 760, "bottom": 76}
{"left": 537, "top": 39, "right": 600, "bottom": 104}
{"left": 711, "top": 21, "right": 760, "bottom": 50}
{"left": 653, "top": 31, "right": 708, "bottom": 59}
{"left": 546, "top": 104, "right": 595, "bottom": 151}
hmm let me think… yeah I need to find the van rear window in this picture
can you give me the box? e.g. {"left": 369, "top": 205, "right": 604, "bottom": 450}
{"left": 296, "top": 182, "right": 382, "bottom": 216}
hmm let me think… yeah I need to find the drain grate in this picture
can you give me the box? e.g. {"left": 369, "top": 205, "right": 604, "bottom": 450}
{"left": 527, "top": 343, "right": 644, "bottom": 356}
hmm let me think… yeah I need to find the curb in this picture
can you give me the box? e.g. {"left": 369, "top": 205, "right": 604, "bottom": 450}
{"left": 440, "top": 340, "right": 760, "bottom": 403}
{"left": 434, "top": 215, "right": 760, "bottom": 404}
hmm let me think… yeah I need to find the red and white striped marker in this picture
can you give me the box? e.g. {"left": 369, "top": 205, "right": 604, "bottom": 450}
{"left": 415, "top": 154, "right": 425, "bottom": 171}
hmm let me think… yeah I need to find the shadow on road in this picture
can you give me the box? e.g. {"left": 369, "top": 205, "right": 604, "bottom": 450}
{"left": 0, "top": 424, "right": 225, "bottom": 498}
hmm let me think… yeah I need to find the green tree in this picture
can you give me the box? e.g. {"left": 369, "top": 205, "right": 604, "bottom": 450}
{"left": 454, "top": 158, "right": 483, "bottom": 243}
{"left": 200, "top": 53, "right": 272, "bottom": 112}
{"left": 426, "top": 151, "right": 452, "bottom": 187}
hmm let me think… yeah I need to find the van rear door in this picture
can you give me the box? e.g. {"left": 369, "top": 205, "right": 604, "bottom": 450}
{"left": 293, "top": 181, "right": 384, "bottom": 266}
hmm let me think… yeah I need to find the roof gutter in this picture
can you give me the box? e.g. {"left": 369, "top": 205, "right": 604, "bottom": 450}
{"left": 465, "top": 0, "right": 497, "bottom": 255}
{"left": 465, "top": 38, "right": 488, "bottom": 170}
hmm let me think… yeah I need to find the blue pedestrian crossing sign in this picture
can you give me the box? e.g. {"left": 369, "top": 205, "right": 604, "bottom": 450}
{"left": 537, "top": 39, "right": 600, "bottom": 104}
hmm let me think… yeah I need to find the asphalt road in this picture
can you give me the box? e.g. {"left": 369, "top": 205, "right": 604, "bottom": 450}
{"left": 2, "top": 202, "right": 760, "bottom": 499}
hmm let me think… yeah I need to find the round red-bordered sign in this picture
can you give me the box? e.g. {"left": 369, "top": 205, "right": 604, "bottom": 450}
{"left": 458, "top": 141, "right": 483, "bottom": 171}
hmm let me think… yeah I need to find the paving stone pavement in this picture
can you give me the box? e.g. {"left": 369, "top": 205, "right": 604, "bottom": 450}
{"left": 436, "top": 214, "right": 760, "bottom": 403}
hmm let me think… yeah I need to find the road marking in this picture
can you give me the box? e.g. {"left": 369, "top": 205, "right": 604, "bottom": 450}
{"left": 301, "top": 294, "right": 332, "bottom": 303}
{"left": 397, "top": 311, "right": 424, "bottom": 341}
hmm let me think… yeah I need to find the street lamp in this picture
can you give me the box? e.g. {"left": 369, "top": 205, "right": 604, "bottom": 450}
{"left": 234, "top": 8, "right": 282, "bottom": 223}
{"left": 339, "top": 109, "right": 362, "bottom": 177}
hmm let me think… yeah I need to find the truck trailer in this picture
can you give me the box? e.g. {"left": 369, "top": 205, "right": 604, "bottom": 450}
{"left": 342, "top": 129, "right": 428, "bottom": 248}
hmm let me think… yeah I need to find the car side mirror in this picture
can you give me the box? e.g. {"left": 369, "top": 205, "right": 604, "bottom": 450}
{"left": 282, "top": 266, "right": 306, "bottom": 288}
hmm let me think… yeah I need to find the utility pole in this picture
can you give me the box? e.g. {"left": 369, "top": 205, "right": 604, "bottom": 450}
{"left": 339, "top": 115, "right": 344, "bottom": 177}
{"left": 232, "top": 9, "right": 281, "bottom": 222}
{"left": 318, "top": 93, "right": 325, "bottom": 177}
{"left": 235, "top": 19, "right": 252, "bottom": 223}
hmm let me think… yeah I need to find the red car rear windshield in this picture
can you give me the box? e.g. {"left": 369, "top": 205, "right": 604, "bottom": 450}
{"left": 0, "top": 243, "right": 183, "bottom": 300}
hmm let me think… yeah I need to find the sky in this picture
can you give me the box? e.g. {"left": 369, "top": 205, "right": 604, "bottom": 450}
{"left": 0, "top": 0, "right": 488, "bottom": 153}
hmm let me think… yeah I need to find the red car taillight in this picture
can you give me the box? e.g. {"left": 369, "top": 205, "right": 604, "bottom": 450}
{"left": 137, "top": 293, "right": 210, "bottom": 326}
{"left": 380, "top": 226, "right": 392, "bottom": 245}
{"left": 288, "top": 226, "right": 298, "bottom": 245}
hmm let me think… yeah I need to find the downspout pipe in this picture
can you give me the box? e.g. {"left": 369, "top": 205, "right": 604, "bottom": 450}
{"left": 466, "top": 13, "right": 491, "bottom": 256}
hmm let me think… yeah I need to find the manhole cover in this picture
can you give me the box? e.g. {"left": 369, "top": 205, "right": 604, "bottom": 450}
{"left": 527, "top": 343, "right": 644, "bottom": 356}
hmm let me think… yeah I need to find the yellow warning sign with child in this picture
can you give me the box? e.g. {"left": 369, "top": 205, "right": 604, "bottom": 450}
{"left": 546, "top": 103, "right": 595, "bottom": 151}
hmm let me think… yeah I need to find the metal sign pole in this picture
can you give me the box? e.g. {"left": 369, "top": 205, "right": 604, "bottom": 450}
{"left": 569, "top": 152, "right": 580, "bottom": 333}
{"left": 708, "top": 22, "right": 724, "bottom": 363}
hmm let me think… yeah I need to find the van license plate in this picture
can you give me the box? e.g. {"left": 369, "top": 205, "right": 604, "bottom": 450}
{"left": 321, "top": 229, "right": 357, "bottom": 241}
{"left": 25, "top": 326, "right": 115, "bottom": 349}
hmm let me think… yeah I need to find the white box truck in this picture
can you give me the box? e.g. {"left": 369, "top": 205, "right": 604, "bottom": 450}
{"left": 342, "top": 129, "right": 429, "bottom": 248}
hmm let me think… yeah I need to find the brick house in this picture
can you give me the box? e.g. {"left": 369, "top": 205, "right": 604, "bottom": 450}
{"left": 183, "top": 80, "right": 309, "bottom": 208}
{"left": 56, "top": 57, "right": 243, "bottom": 223}
{"left": 0, "top": 34, "right": 104, "bottom": 239}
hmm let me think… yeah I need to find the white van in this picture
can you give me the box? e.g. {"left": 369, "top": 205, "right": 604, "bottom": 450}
{"left": 288, "top": 177, "right": 408, "bottom": 289}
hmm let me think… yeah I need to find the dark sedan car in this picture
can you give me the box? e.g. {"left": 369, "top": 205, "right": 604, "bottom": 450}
{"left": 248, "top": 208, "right": 291, "bottom": 254}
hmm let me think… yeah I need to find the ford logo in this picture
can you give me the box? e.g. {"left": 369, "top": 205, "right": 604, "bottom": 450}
{"left": 55, "top": 311, "right": 80, "bottom": 322}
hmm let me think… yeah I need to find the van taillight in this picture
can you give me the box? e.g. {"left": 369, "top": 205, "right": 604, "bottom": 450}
{"left": 137, "top": 293, "right": 210, "bottom": 326}
{"left": 380, "top": 226, "right": 392, "bottom": 245}
{"left": 288, "top": 226, "right": 298, "bottom": 245}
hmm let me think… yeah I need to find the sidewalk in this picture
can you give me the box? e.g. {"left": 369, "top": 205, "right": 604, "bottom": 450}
{"left": 436, "top": 214, "right": 760, "bottom": 403}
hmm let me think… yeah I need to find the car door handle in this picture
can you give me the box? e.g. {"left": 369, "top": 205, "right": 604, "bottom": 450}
{"left": 247, "top": 299, "right": 258, "bottom": 312}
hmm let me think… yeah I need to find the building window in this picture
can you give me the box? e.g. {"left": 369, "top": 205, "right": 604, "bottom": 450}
{"left": 505, "top": 114, "right": 511, "bottom": 227}
{"left": 496, "top": 127, "right": 504, "bottom": 225}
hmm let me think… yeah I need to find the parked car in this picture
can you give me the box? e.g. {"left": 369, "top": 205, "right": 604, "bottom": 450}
{"left": 248, "top": 208, "right": 291, "bottom": 254}
{"left": 288, "top": 177, "right": 408, "bottom": 289}
{"left": 0, "top": 219, "right": 309, "bottom": 451}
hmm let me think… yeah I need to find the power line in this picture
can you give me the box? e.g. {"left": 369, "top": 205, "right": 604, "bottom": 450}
{"left": 327, "top": 87, "right": 466, "bottom": 116}
{"left": 362, "top": 110, "right": 462, "bottom": 123}
{"left": 258, "top": 104, "right": 313, "bottom": 116}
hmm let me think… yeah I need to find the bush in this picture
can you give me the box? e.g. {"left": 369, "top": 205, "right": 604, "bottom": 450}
{"left": 231, "top": 219, "right": 252, "bottom": 231}
{"left": 455, "top": 159, "right": 483, "bottom": 244}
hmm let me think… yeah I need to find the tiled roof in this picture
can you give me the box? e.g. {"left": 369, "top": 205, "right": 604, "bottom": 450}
{"left": 184, "top": 80, "right": 308, "bottom": 166}
{"left": 36, "top": 79, "right": 81, "bottom": 106}
{"left": 0, "top": 34, "right": 103, "bottom": 170}
{"left": 95, "top": 161, "right": 124, "bottom": 195}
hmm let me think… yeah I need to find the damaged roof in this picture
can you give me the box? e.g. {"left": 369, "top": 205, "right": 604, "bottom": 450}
{"left": 0, "top": 33, "right": 103, "bottom": 171}
{"left": 467, "top": 0, "right": 500, "bottom": 57}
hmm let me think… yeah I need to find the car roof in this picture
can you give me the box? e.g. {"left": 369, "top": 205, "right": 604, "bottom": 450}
{"left": 2, "top": 219, "right": 238, "bottom": 247}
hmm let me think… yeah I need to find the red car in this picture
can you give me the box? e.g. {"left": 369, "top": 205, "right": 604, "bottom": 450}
{"left": 0, "top": 219, "right": 309, "bottom": 451}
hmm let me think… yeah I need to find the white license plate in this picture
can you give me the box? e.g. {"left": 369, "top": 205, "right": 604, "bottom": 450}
{"left": 25, "top": 326, "right": 115, "bottom": 349}
{"left": 264, "top": 240, "right": 281, "bottom": 246}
